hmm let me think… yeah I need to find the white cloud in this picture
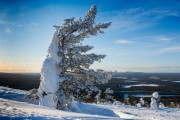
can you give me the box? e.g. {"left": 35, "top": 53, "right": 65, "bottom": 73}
{"left": 157, "top": 46, "right": 180, "bottom": 53}
{"left": 149, "top": 46, "right": 180, "bottom": 55}
{"left": 156, "top": 37, "right": 173, "bottom": 42}
{"left": 5, "top": 28, "right": 12, "bottom": 33}
{"left": 99, "top": 6, "right": 180, "bottom": 32}
{"left": 30, "top": 22, "right": 38, "bottom": 26}
{"left": 115, "top": 40, "right": 135, "bottom": 44}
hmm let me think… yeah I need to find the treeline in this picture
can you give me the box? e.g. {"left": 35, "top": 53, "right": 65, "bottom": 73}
{"left": 0, "top": 73, "right": 40, "bottom": 90}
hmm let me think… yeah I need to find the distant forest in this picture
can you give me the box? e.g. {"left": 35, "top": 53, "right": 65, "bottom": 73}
{"left": 0, "top": 73, "right": 40, "bottom": 90}
{"left": 0, "top": 72, "right": 180, "bottom": 91}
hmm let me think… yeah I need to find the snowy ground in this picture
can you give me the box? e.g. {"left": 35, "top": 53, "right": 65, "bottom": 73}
{"left": 0, "top": 86, "right": 180, "bottom": 120}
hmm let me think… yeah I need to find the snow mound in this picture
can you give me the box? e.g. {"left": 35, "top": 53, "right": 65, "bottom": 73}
{"left": 0, "top": 86, "right": 38, "bottom": 104}
{"left": 0, "top": 98, "right": 119, "bottom": 120}
{"left": 0, "top": 86, "right": 180, "bottom": 120}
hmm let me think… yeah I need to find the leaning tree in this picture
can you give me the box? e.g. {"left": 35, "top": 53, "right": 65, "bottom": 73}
{"left": 37, "top": 5, "right": 112, "bottom": 111}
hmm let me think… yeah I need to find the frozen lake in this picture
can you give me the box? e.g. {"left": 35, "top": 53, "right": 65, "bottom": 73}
{"left": 172, "top": 81, "right": 180, "bottom": 83}
{"left": 122, "top": 84, "right": 159, "bottom": 88}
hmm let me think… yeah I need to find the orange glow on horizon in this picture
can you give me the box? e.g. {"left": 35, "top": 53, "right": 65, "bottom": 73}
{"left": 0, "top": 62, "right": 41, "bottom": 73}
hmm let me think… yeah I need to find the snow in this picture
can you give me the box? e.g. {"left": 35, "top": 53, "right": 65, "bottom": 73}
{"left": 0, "top": 98, "right": 118, "bottom": 120}
{"left": 0, "top": 86, "right": 38, "bottom": 105}
{"left": 0, "top": 86, "right": 180, "bottom": 120}
{"left": 99, "top": 104, "right": 180, "bottom": 120}
{"left": 40, "top": 57, "right": 61, "bottom": 94}
{"left": 37, "top": 29, "right": 65, "bottom": 108}
{"left": 47, "top": 29, "right": 61, "bottom": 62}
{"left": 123, "top": 84, "right": 159, "bottom": 88}
{"left": 140, "top": 98, "right": 145, "bottom": 106}
{"left": 159, "top": 103, "right": 165, "bottom": 109}
{"left": 152, "top": 92, "right": 159, "bottom": 99}
{"left": 150, "top": 98, "right": 158, "bottom": 109}
{"left": 104, "top": 88, "right": 113, "bottom": 94}
{"left": 113, "top": 101, "right": 122, "bottom": 106}
{"left": 136, "top": 103, "right": 141, "bottom": 107}
{"left": 0, "top": 86, "right": 119, "bottom": 119}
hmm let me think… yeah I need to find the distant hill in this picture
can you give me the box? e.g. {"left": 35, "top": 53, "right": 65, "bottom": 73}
{"left": 0, "top": 73, "right": 40, "bottom": 90}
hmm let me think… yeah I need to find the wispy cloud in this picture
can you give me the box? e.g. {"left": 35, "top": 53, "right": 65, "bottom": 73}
{"left": 132, "top": 36, "right": 174, "bottom": 49}
{"left": 5, "top": 28, "right": 12, "bottom": 33}
{"left": 115, "top": 40, "right": 135, "bottom": 44}
{"left": 155, "top": 37, "right": 173, "bottom": 43}
{"left": 149, "top": 46, "right": 180, "bottom": 55}
{"left": 100, "top": 6, "right": 180, "bottom": 32}
{"left": 0, "top": 9, "right": 8, "bottom": 25}
{"left": 30, "top": 22, "right": 38, "bottom": 26}
{"left": 0, "top": 9, "right": 22, "bottom": 28}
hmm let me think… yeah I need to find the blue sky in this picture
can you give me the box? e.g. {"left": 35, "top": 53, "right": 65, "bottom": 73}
{"left": 0, "top": 0, "right": 180, "bottom": 73}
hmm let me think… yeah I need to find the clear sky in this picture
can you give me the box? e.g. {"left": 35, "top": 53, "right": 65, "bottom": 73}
{"left": 0, "top": 0, "right": 180, "bottom": 73}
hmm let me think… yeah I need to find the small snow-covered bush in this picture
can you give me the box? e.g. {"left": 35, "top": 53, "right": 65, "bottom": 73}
{"left": 104, "top": 88, "right": 114, "bottom": 102}
{"left": 95, "top": 90, "right": 101, "bottom": 104}
{"left": 136, "top": 103, "right": 141, "bottom": 107}
{"left": 26, "top": 88, "right": 39, "bottom": 100}
{"left": 140, "top": 98, "right": 145, "bottom": 106}
{"left": 113, "top": 101, "right": 122, "bottom": 106}
{"left": 150, "top": 92, "right": 159, "bottom": 109}
{"left": 159, "top": 102, "right": 165, "bottom": 109}
{"left": 152, "top": 92, "right": 159, "bottom": 99}
{"left": 104, "top": 101, "right": 112, "bottom": 105}
{"left": 150, "top": 97, "right": 158, "bottom": 109}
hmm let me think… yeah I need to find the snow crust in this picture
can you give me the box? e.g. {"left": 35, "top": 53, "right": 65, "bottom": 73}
{"left": 0, "top": 86, "right": 180, "bottom": 120}
{"left": 0, "top": 98, "right": 118, "bottom": 120}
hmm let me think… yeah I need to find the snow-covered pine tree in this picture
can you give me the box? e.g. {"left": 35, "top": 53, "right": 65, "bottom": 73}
{"left": 136, "top": 97, "right": 145, "bottom": 107}
{"left": 95, "top": 90, "right": 101, "bottom": 104}
{"left": 150, "top": 92, "right": 159, "bottom": 109}
{"left": 37, "top": 5, "right": 112, "bottom": 110}
{"left": 104, "top": 88, "right": 114, "bottom": 102}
